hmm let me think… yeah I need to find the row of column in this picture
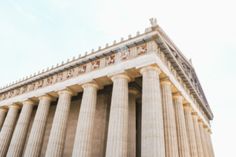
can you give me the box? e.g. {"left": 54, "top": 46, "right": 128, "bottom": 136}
{"left": 0, "top": 65, "right": 214, "bottom": 157}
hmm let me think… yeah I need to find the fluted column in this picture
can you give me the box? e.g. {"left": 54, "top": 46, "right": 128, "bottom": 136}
{"left": 105, "top": 73, "right": 130, "bottom": 157}
{"left": 173, "top": 93, "right": 190, "bottom": 157}
{"left": 192, "top": 113, "right": 204, "bottom": 157}
{"left": 24, "top": 95, "right": 52, "bottom": 157}
{"left": 7, "top": 100, "right": 34, "bottom": 157}
{"left": 183, "top": 104, "right": 198, "bottom": 157}
{"left": 45, "top": 89, "right": 73, "bottom": 157}
{"left": 140, "top": 66, "right": 165, "bottom": 157}
{"left": 161, "top": 79, "right": 179, "bottom": 157}
{"left": 203, "top": 127, "right": 212, "bottom": 157}
{"left": 72, "top": 82, "right": 98, "bottom": 157}
{"left": 128, "top": 88, "right": 138, "bottom": 157}
{"left": 0, "top": 105, "right": 20, "bottom": 157}
{"left": 207, "top": 129, "right": 215, "bottom": 157}
{"left": 199, "top": 120, "right": 210, "bottom": 157}
{"left": 0, "top": 108, "right": 7, "bottom": 130}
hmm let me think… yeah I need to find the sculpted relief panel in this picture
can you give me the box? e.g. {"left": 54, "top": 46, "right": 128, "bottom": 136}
{"left": 0, "top": 41, "right": 155, "bottom": 101}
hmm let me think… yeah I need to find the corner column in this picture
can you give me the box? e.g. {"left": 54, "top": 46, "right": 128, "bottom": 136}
{"left": 7, "top": 100, "right": 34, "bottom": 157}
{"left": 72, "top": 82, "right": 98, "bottom": 157}
{"left": 24, "top": 95, "right": 53, "bottom": 157}
{"left": 105, "top": 73, "right": 130, "bottom": 157}
{"left": 128, "top": 88, "right": 138, "bottom": 157}
{"left": 161, "top": 79, "right": 179, "bottom": 157}
{"left": 183, "top": 104, "right": 198, "bottom": 157}
{"left": 173, "top": 93, "right": 190, "bottom": 157}
{"left": 0, "top": 108, "right": 7, "bottom": 130}
{"left": 140, "top": 66, "right": 165, "bottom": 157}
{"left": 0, "top": 105, "right": 20, "bottom": 157}
{"left": 45, "top": 89, "right": 73, "bottom": 157}
{"left": 192, "top": 113, "right": 204, "bottom": 157}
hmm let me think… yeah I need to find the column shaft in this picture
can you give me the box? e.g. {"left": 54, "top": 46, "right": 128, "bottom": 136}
{"left": 72, "top": 82, "right": 98, "bottom": 157}
{"left": 0, "top": 105, "right": 19, "bottom": 157}
{"left": 183, "top": 105, "right": 198, "bottom": 157}
{"left": 161, "top": 80, "right": 179, "bottom": 157}
{"left": 0, "top": 108, "right": 7, "bottom": 130}
{"left": 207, "top": 130, "right": 215, "bottom": 157}
{"left": 128, "top": 89, "right": 138, "bottom": 157}
{"left": 105, "top": 74, "right": 130, "bottom": 157}
{"left": 199, "top": 121, "right": 210, "bottom": 157}
{"left": 45, "top": 89, "right": 72, "bottom": 157}
{"left": 23, "top": 95, "right": 52, "bottom": 157}
{"left": 7, "top": 101, "right": 34, "bottom": 157}
{"left": 173, "top": 94, "right": 190, "bottom": 157}
{"left": 140, "top": 66, "right": 165, "bottom": 157}
{"left": 192, "top": 114, "right": 204, "bottom": 157}
{"left": 91, "top": 93, "right": 110, "bottom": 157}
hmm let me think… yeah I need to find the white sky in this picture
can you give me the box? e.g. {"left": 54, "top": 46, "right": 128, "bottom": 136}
{"left": 0, "top": 0, "right": 235, "bottom": 156}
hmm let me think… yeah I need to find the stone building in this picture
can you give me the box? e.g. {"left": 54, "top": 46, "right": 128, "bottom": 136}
{"left": 0, "top": 18, "right": 214, "bottom": 157}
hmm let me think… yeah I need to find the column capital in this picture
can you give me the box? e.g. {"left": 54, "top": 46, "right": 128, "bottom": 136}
{"left": 38, "top": 94, "right": 54, "bottom": 101}
{"left": 82, "top": 81, "right": 99, "bottom": 90}
{"left": 129, "top": 88, "right": 139, "bottom": 96}
{"left": 110, "top": 73, "right": 131, "bottom": 82}
{"left": 140, "top": 65, "right": 161, "bottom": 75}
{"left": 173, "top": 92, "right": 183, "bottom": 100}
{"left": 0, "top": 107, "right": 8, "bottom": 112}
{"left": 160, "top": 77, "right": 171, "bottom": 85}
{"left": 22, "top": 100, "right": 35, "bottom": 106}
{"left": 9, "top": 104, "right": 21, "bottom": 109}
{"left": 57, "top": 88, "right": 74, "bottom": 96}
{"left": 183, "top": 103, "right": 192, "bottom": 110}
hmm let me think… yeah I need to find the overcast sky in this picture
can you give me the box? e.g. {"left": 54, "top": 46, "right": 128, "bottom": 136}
{"left": 0, "top": 0, "right": 235, "bottom": 156}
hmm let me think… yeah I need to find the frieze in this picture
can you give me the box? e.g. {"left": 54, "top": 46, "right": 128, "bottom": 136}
{"left": 0, "top": 41, "right": 153, "bottom": 101}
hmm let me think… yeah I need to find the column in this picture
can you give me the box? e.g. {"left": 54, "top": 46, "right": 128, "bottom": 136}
{"left": 0, "top": 105, "right": 20, "bottom": 157}
{"left": 105, "top": 73, "right": 130, "bottom": 157}
{"left": 24, "top": 95, "right": 52, "bottom": 157}
{"left": 6, "top": 100, "right": 34, "bottom": 157}
{"left": 183, "top": 104, "right": 198, "bottom": 157}
{"left": 128, "top": 88, "right": 138, "bottom": 157}
{"left": 45, "top": 89, "right": 73, "bottom": 157}
{"left": 199, "top": 120, "right": 210, "bottom": 157}
{"left": 161, "top": 79, "right": 179, "bottom": 157}
{"left": 207, "top": 129, "right": 215, "bottom": 157}
{"left": 72, "top": 82, "right": 98, "bottom": 157}
{"left": 173, "top": 93, "right": 190, "bottom": 157}
{"left": 91, "top": 92, "right": 110, "bottom": 157}
{"left": 140, "top": 66, "right": 165, "bottom": 157}
{"left": 192, "top": 113, "right": 204, "bottom": 157}
{"left": 203, "top": 127, "right": 212, "bottom": 157}
{"left": 0, "top": 108, "right": 7, "bottom": 130}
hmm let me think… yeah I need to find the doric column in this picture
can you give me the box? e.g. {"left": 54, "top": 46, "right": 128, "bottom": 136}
{"left": 183, "top": 104, "right": 198, "bottom": 157}
{"left": 105, "top": 73, "right": 130, "bottom": 157}
{"left": 140, "top": 66, "right": 165, "bottom": 157}
{"left": 161, "top": 79, "right": 179, "bottom": 157}
{"left": 207, "top": 129, "right": 215, "bottom": 157}
{"left": 45, "top": 89, "right": 73, "bottom": 157}
{"left": 203, "top": 127, "right": 213, "bottom": 157}
{"left": 24, "top": 95, "right": 52, "bottom": 157}
{"left": 173, "top": 93, "right": 190, "bottom": 157}
{"left": 72, "top": 82, "right": 98, "bottom": 157}
{"left": 128, "top": 88, "right": 138, "bottom": 157}
{"left": 199, "top": 120, "right": 210, "bottom": 157}
{"left": 0, "top": 108, "right": 7, "bottom": 130}
{"left": 0, "top": 105, "right": 20, "bottom": 157}
{"left": 192, "top": 113, "right": 204, "bottom": 157}
{"left": 7, "top": 100, "right": 34, "bottom": 157}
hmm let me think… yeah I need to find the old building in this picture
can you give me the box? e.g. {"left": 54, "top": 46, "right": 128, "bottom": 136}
{"left": 0, "top": 18, "right": 214, "bottom": 157}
